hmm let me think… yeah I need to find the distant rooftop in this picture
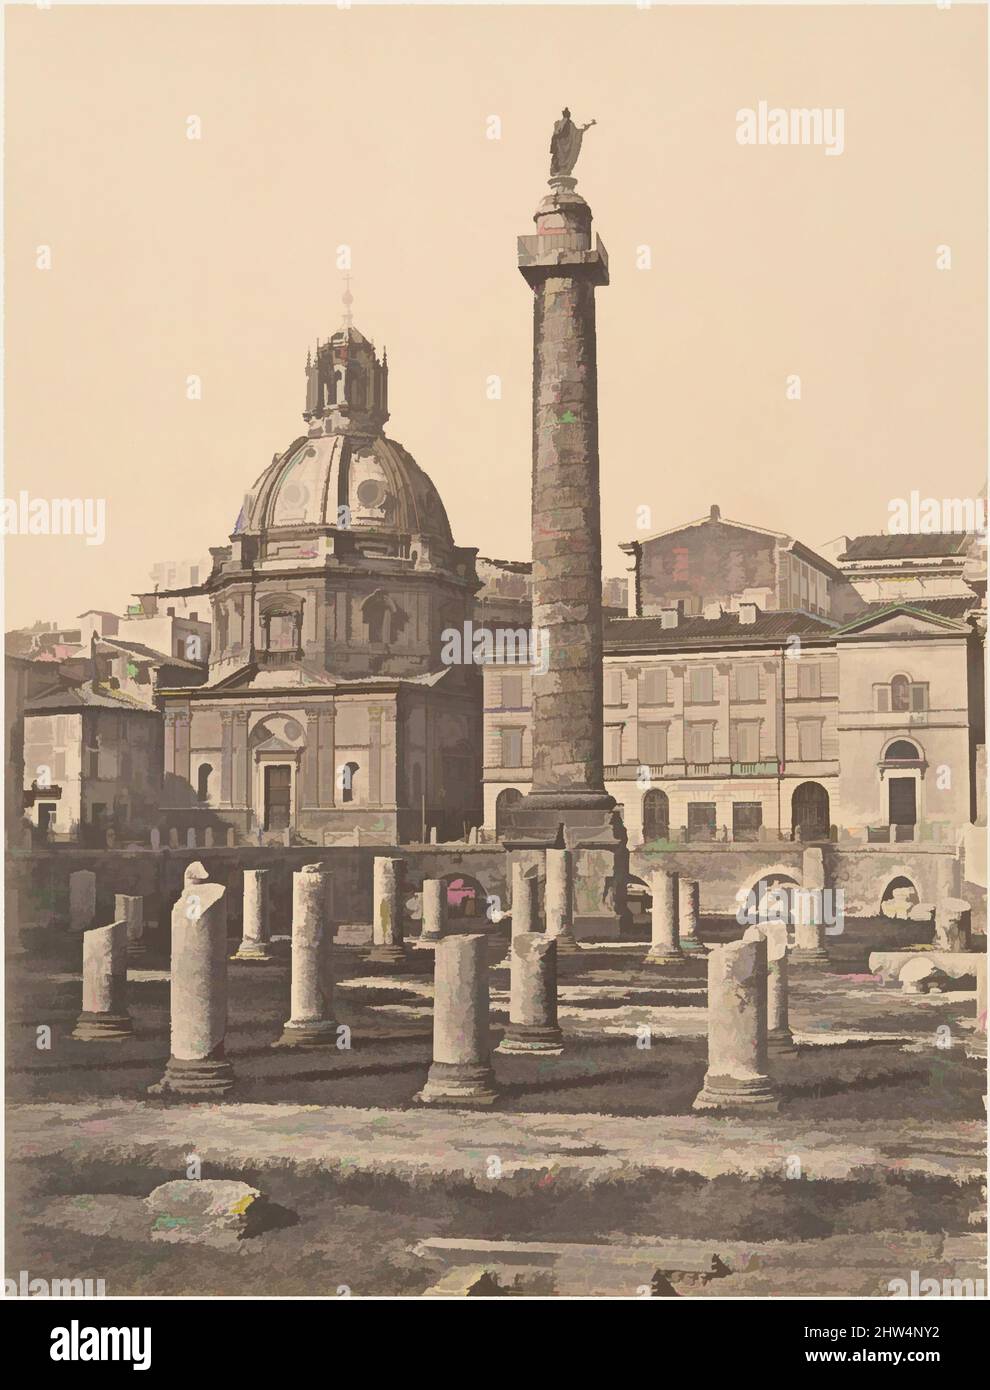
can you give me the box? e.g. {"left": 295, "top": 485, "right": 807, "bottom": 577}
{"left": 839, "top": 533, "right": 972, "bottom": 562}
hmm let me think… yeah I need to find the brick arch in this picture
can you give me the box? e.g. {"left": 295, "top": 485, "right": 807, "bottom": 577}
{"left": 876, "top": 866, "right": 924, "bottom": 914}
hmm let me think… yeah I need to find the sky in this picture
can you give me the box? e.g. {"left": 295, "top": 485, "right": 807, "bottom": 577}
{"left": 3, "top": 3, "right": 986, "bottom": 629}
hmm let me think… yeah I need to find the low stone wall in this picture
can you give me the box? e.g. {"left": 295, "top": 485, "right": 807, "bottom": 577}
{"left": 6, "top": 844, "right": 510, "bottom": 939}
{"left": 8, "top": 839, "right": 983, "bottom": 939}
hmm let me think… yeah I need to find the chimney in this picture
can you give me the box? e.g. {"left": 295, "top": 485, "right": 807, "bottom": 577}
{"left": 710, "top": 504, "right": 721, "bottom": 522}
{"left": 739, "top": 601, "right": 759, "bottom": 625}
{"left": 702, "top": 600, "right": 723, "bottom": 621}
{"left": 660, "top": 606, "right": 679, "bottom": 629}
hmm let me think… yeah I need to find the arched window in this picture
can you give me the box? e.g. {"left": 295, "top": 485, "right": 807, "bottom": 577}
{"left": 259, "top": 594, "right": 303, "bottom": 653}
{"left": 876, "top": 675, "right": 928, "bottom": 713}
{"left": 791, "top": 782, "right": 830, "bottom": 841}
{"left": 891, "top": 674, "right": 910, "bottom": 712}
{"left": 885, "top": 739, "right": 922, "bottom": 762}
{"left": 196, "top": 763, "right": 213, "bottom": 803}
{"left": 363, "top": 590, "right": 401, "bottom": 645}
{"left": 495, "top": 787, "right": 523, "bottom": 838}
{"left": 642, "top": 788, "right": 669, "bottom": 841}
{"left": 340, "top": 761, "right": 359, "bottom": 804}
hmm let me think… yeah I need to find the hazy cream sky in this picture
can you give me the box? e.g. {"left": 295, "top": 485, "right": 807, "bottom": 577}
{"left": 3, "top": 4, "right": 986, "bottom": 629}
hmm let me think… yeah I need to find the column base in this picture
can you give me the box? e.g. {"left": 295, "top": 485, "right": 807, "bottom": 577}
{"left": 367, "top": 945, "right": 410, "bottom": 966}
{"left": 548, "top": 929, "right": 583, "bottom": 956}
{"left": 790, "top": 948, "right": 829, "bottom": 964}
{"left": 496, "top": 1023, "right": 564, "bottom": 1055}
{"left": 679, "top": 937, "right": 706, "bottom": 954}
{"left": 767, "top": 1029, "right": 798, "bottom": 1054}
{"left": 148, "top": 1055, "right": 234, "bottom": 1097}
{"left": 413, "top": 934, "right": 443, "bottom": 951}
{"left": 643, "top": 947, "right": 685, "bottom": 966}
{"left": 231, "top": 942, "right": 274, "bottom": 962}
{"left": 416, "top": 1061, "right": 498, "bottom": 1107}
{"left": 273, "top": 1018, "right": 338, "bottom": 1048}
{"left": 72, "top": 1011, "right": 133, "bottom": 1042}
{"left": 692, "top": 1073, "right": 779, "bottom": 1113}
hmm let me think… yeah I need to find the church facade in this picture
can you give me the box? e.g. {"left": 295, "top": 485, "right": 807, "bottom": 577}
{"left": 158, "top": 317, "right": 482, "bottom": 844}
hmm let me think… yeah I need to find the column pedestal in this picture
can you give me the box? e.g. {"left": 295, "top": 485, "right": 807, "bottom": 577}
{"left": 418, "top": 934, "right": 497, "bottom": 1106}
{"left": 644, "top": 868, "right": 684, "bottom": 965}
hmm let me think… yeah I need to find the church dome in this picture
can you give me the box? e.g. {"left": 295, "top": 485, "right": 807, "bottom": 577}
{"left": 240, "top": 430, "right": 454, "bottom": 547}
{"left": 235, "top": 319, "right": 454, "bottom": 552}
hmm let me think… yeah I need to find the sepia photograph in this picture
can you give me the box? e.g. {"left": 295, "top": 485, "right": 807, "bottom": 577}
{"left": 1, "top": 0, "right": 986, "bottom": 1350}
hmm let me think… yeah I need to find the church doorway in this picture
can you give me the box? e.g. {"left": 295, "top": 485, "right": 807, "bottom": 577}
{"left": 264, "top": 765, "right": 292, "bottom": 831}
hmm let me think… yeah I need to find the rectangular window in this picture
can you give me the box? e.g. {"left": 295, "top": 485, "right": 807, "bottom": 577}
{"left": 735, "top": 665, "right": 760, "bottom": 701}
{"left": 604, "top": 725, "right": 624, "bottom": 765}
{"left": 604, "top": 669, "right": 624, "bottom": 706}
{"left": 501, "top": 673, "right": 523, "bottom": 709}
{"left": 733, "top": 802, "right": 763, "bottom": 842}
{"left": 500, "top": 728, "right": 523, "bottom": 768}
{"left": 687, "top": 666, "right": 714, "bottom": 703}
{"left": 687, "top": 802, "right": 717, "bottom": 841}
{"left": 797, "top": 662, "right": 821, "bottom": 698}
{"left": 735, "top": 720, "right": 761, "bottom": 763}
{"left": 910, "top": 683, "right": 929, "bottom": 712}
{"left": 641, "top": 668, "right": 668, "bottom": 705}
{"left": 686, "top": 723, "right": 714, "bottom": 764}
{"left": 798, "top": 720, "right": 822, "bottom": 761}
{"left": 875, "top": 685, "right": 890, "bottom": 712}
{"left": 638, "top": 722, "right": 668, "bottom": 765}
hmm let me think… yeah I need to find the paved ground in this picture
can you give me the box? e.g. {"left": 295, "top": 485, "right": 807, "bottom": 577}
{"left": 5, "top": 919, "right": 986, "bottom": 1296}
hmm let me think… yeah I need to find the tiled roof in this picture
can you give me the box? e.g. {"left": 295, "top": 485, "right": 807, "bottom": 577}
{"left": 854, "top": 596, "right": 978, "bottom": 621}
{"left": 101, "top": 637, "right": 202, "bottom": 669}
{"left": 840, "top": 533, "right": 971, "bottom": 561}
{"left": 25, "top": 682, "right": 156, "bottom": 713}
{"left": 605, "top": 610, "right": 836, "bottom": 650}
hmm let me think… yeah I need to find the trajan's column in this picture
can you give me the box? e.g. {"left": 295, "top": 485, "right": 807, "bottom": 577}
{"left": 504, "top": 110, "right": 629, "bottom": 938}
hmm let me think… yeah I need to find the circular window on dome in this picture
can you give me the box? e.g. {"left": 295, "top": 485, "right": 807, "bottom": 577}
{"left": 356, "top": 478, "right": 386, "bottom": 508}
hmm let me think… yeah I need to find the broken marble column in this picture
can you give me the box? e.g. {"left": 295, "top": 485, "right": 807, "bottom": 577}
{"left": 72, "top": 919, "right": 132, "bottom": 1040}
{"left": 497, "top": 932, "right": 563, "bottom": 1055}
{"left": 417, "top": 933, "right": 497, "bottom": 1105}
{"left": 693, "top": 932, "right": 778, "bottom": 1112}
{"left": 276, "top": 866, "right": 336, "bottom": 1046}
{"left": 150, "top": 862, "right": 233, "bottom": 1095}
{"left": 791, "top": 887, "right": 829, "bottom": 963}
{"left": 370, "top": 856, "right": 408, "bottom": 964}
{"left": 69, "top": 870, "right": 96, "bottom": 933}
{"left": 416, "top": 878, "right": 446, "bottom": 947}
{"left": 934, "top": 898, "right": 972, "bottom": 952}
{"left": 545, "top": 848, "right": 581, "bottom": 955}
{"left": 677, "top": 878, "right": 704, "bottom": 952}
{"left": 506, "top": 861, "right": 541, "bottom": 959}
{"left": 233, "top": 869, "right": 273, "bottom": 961}
{"left": 761, "top": 921, "right": 795, "bottom": 1053}
{"left": 644, "top": 868, "right": 683, "bottom": 965}
{"left": 116, "top": 893, "right": 146, "bottom": 962}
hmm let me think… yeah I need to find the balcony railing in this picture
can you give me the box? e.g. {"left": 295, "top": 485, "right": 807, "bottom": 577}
{"left": 257, "top": 648, "right": 303, "bottom": 668}
{"left": 602, "top": 760, "right": 781, "bottom": 780}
